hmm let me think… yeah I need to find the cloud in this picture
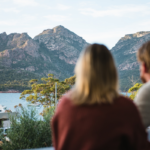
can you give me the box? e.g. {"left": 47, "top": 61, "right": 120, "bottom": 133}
{"left": 3, "top": 8, "right": 20, "bottom": 13}
{"left": 0, "top": 21, "right": 17, "bottom": 26}
{"left": 80, "top": 5, "right": 149, "bottom": 17}
{"left": 57, "top": 4, "right": 71, "bottom": 10}
{"left": 44, "top": 15, "right": 70, "bottom": 22}
{"left": 13, "top": 0, "right": 38, "bottom": 6}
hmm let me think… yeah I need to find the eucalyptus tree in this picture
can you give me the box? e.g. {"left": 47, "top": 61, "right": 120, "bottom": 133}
{"left": 128, "top": 83, "right": 143, "bottom": 100}
{"left": 20, "top": 74, "right": 70, "bottom": 107}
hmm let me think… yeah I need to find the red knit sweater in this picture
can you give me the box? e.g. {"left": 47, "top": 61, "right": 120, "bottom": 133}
{"left": 51, "top": 95, "right": 150, "bottom": 150}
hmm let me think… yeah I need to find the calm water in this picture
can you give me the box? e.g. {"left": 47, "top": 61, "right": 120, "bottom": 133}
{"left": 0, "top": 93, "right": 44, "bottom": 119}
{"left": 121, "top": 92, "right": 131, "bottom": 97}
{"left": 0, "top": 93, "right": 131, "bottom": 112}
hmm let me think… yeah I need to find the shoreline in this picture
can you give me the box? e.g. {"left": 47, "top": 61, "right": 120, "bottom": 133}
{"left": 0, "top": 90, "right": 21, "bottom": 93}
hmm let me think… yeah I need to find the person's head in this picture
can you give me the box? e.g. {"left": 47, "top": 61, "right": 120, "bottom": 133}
{"left": 71, "top": 43, "right": 119, "bottom": 105}
{"left": 137, "top": 41, "right": 150, "bottom": 83}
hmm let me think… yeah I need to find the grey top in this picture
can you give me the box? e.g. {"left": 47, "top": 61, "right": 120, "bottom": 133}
{"left": 134, "top": 81, "right": 150, "bottom": 128}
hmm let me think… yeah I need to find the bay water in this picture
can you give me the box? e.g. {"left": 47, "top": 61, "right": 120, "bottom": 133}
{"left": 0, "top": 93, "right": 131, "bottom": 113}
{"left": 0, "top": 93, "right": 44, "bottom": 119}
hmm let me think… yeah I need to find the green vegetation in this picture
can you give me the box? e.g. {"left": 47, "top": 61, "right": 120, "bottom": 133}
{"left": 64, "top": 75, "right": 76, "bottom": 86}
{"left": 0, "top": 105, "right": 53, "bottom": 150}
{"left": 0, "top": 71, "right": 75, "bottom": 149}
{"left": 20, "top": 74, "right": 72, "bottom": 107}
{"left": 128, "top": 83, "right": 143, "bottom": 100}
{"left": 0, "top": 43, "right": 75, "bottom": 92}
{"left": 119, "top": 70, "right": 141, "bottom": 91}
{"left": 110, "top": 36, "right": 144, "bottom": 91}
{"left": 37, "top": 42, "right": 75, "bottom": 80}
{"left": 0, "top": 67, "right": 41, "bottom": 91}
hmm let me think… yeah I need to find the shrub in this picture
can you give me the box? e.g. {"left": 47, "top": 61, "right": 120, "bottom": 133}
{"left": 0, "top": 106, "right": 53, "bottom": 150}
{"left": 128, "top": 83, "right": 143, "bottom": 100}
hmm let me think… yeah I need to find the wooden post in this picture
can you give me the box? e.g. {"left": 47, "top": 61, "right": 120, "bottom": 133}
{"left": 55, "top": 82, "right": 57, "bottom": 108}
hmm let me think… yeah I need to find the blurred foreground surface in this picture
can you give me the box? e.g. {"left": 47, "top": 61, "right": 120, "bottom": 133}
{"left": 24, "top": 147, "right": 54, "bottom": 150}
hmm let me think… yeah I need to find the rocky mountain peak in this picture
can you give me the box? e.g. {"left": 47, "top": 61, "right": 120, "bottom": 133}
{"left": 53, "top": 25, "right": 65, "bottom": 33}
{"left": 111, "top": 30, "right": 150, "bottom": 90}
{"left": 119, "top": 31, "right": 150, "bottom": 42}
{"left": 0, "top": 32, "right": 7, "bottom": 41}
{"left": 1, "top": 32, "right": 7, "bottom": 35}
{"left": 8, "top": 33, "right": 31, "bottom": 41}
{"left": 133, "top": 31, "right": 150, "bottom": 38}
{"left": 6, "top": 33, "right": 31, "bottom": 49}
{"left": 35, "top": 25, "right": 72, "bottom": 37}
{"left": 0, "top": 25, "right": 88, "bottom": 86}
{"left": 33, "top": 25, "right": 88, "bottom": 65}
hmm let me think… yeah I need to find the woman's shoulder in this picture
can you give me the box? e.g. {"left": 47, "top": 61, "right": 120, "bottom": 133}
{"left": 116, "top": 95, "right": 140, "bottom": 114}
{"left": 56, "top": 91, "right": 73, "bottom": 110}
{"left": 58, "top": 94, "right": 135, "bottom": 108}
{"left": 116, "top": 95, "right": 134, "bottom": 105}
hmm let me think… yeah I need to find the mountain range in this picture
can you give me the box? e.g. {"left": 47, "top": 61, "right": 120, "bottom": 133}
{"left": 0, "top": 25, "right": 150, "bottom": 91}
{"left": 111, "top": 31, "right": 150, "bottom": 90}
{"left": 0, "top": 25, "right": 88, "bottom": 91}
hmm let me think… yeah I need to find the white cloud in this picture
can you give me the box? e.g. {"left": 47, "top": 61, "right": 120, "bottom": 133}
{"left": 57, "top": 4, "right": 71, "bottom": 10}
{"left": 44, "top": 15, "right": 70, "bottom": 22}
{"left": 13, "top": 0, "right": 38, "bottom": 6}
{"left": 3, "top": 8, "right": 20, "bottom": 13}
{"left": 0, "top": 21, "right": 17, "bottom": 26}
{"left": 80, "top": 5, "right": 149, "bottom": 17}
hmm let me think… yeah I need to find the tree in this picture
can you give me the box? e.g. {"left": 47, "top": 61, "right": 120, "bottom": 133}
{"left": 128, "top": 83, "right": 143, "bottom": 100}
{"left": 20, "top": 74, "right": 70, "bottom": 107}
{"left": 0, "top": 105, "right": 53, "bottom": 150}
{"left": 64, "top": 75, "right": 76, "bottom": 86}
{"left": 128, "top": 75, "right": 140, "bottom": 86}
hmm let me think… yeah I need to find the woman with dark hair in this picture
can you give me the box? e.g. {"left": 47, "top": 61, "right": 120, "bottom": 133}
{"left": 52, "top": 44, "right": 150, "bottom": 150}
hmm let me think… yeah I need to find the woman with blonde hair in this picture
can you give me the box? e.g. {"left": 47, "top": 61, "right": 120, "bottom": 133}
{"left": 52, "top": 44, "right": 150, "bottom": 150}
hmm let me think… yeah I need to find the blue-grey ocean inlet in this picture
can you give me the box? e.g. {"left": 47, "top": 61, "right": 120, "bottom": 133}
{"left": 0, "top": 93, "right": 130, "bottom": 116}
{"left": 0, "top": 93, "right": 44, "bottom": 119}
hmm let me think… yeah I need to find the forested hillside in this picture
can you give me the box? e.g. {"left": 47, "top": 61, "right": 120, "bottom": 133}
{"left": 111, "top": 31, "right": 150, "bottom": 91}
{"left": 0, "top": 25, "right": 88, "bottom": 91}
{"left": 1, "top": 26, "right": 150, "bottom": 91}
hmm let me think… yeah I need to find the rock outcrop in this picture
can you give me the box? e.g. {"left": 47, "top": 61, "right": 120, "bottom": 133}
{"left": 111, "top": 31, "right": 150, "bottom": 90}
{"left": 0, "top": 25, "right": 88, "bottom": 83}
{"left": 34, "top": 25, "right": 87, "bottom": 65}
{"left": 2, "top": 25, "right": 148, "bottom": 91}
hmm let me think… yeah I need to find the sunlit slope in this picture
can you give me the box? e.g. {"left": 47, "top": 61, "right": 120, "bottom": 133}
{"left": 111, "top": 31, "right": 150, "bottom": 91}
{"left": 0, "top": 25, "right": 88, "bottom": 91}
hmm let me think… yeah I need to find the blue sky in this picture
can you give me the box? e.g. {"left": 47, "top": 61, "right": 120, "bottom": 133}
{"left": 0, "top": 0, "right": 150, "bottom": 49}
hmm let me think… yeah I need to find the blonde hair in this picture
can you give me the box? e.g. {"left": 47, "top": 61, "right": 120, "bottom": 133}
{"left": 137, "top": 41, "right": 150, "bottom": 72}
{"left": 71, "top": 44, "right": 119, "bottom": 105}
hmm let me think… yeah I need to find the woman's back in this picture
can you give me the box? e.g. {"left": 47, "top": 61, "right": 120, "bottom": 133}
{"left": 52, "top": 44, "right": 150, "bottom": 150}
{"left": 52, "top": 95, "right": 150, "bottom": 150}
